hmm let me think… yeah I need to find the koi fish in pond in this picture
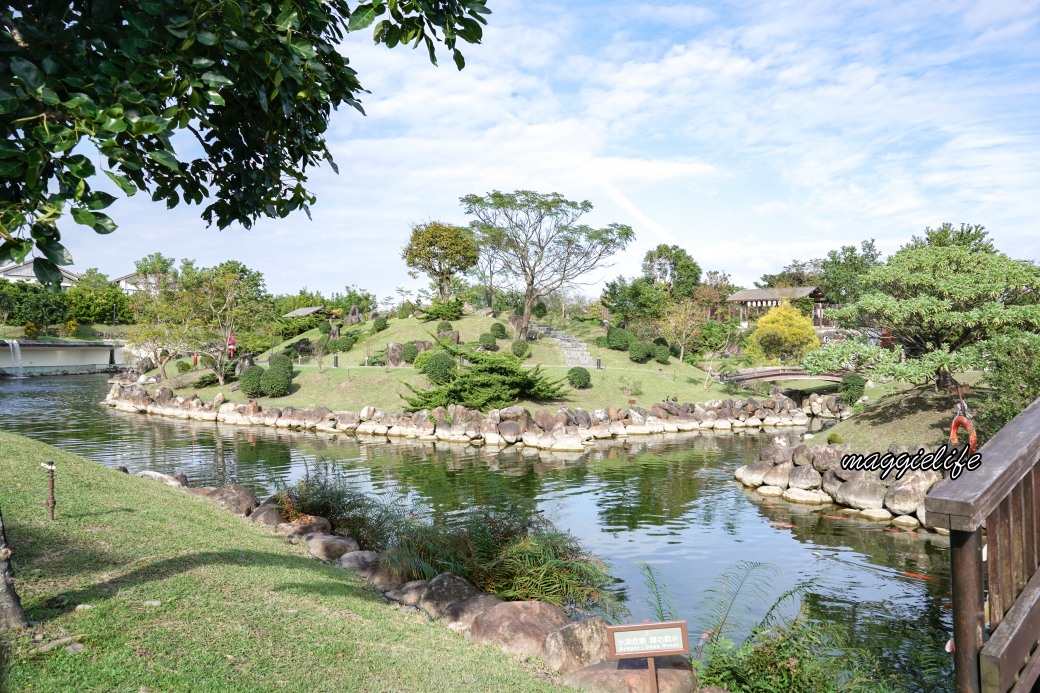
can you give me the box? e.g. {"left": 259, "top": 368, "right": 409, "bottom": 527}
{"left": 901, "top": 571, "right": 935, "bottom": 581}
{"left": 818, "top": 514, "right": 845, "bottom": 520}
{"left": 771, "top": 522, "right": 797, "bottom": 529}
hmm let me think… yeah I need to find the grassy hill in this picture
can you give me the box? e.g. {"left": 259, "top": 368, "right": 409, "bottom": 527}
{"left": 167, "top": 314, "right": 733, "bottom": 412}
{"left": 0, "top": 431, "right": 556, "bottom": 691}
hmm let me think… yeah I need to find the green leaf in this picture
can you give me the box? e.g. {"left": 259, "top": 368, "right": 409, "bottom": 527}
{"left": 38, "top": 239, "right": 73, "bottom": 266}
{"left": 348, "top": 4, "right": 380, "bottom": 31}
{"left": 32, "top": 257, "right": 64, "bottom": 288}
{"left": 196, "top": 30, "right": 218, "bottom": 45}
{"left": 452, "top": 49, "right": 465, "bottom": 70}
{"left": 201, "top": 71, "right": 234, "bottom": 88}
{"left": 92, "top": 212, "right": 117, "bottom": 234}
{"left": 65, "top": 154, "right": 96, "bottom": 178}
{"left": 0, "top": 89, "right": 18, "bottom": 114}
{"left": 192, "top": 57, "right": 216, "bottom": 69}
{"left": 0, "top": 160, "right": 25, "bottom": 177}
{"left": 0, "top": 140, "right": 22, "bottom": 159}
{"left": 105, "top": 170, "right": 138, "bottom": 195}
{"left": 131, "top": 115, "right": 169, "bottom": 136}
{"left": 206, "top": 91, "right": 225, "bottom": 106}
{"left": 115, "top": 83, "right": 145, "bottom": 104}
{"left": 85, "top": 191, "right": 117, "bottom": 210}
{"left": 10, "top": 58, "right": 45, "bottom": 91}
{"left": 71, "top": 207, "right": 97, "bottom": 227}
{"left": 146, "top": 150, "right": 181, "bottom": 172}
{"left": 63, "top": 93, "right": 99, "bottom": 117}
{"left": 275, "top": 8, "right": 299, "bottom": 31}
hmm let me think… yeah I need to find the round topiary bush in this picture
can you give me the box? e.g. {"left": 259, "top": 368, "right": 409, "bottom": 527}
{"left": 653, "top": 336, "right": 669, "bottom": 348}
{"left": 607, "top": 327, "right": 633, "bottom": 351}
{"left": 402, "top": 342, "right": 419, "bottom": 364}
{"left": 261, "top": 363, "right": 292, "bottom": 397}
{"left": 269, "top": 354, "right": 292, "bottom": 372}
{"left": 653, "top": 344, "right": 670, "bottom": 364}
{"left": 827, "top": 432, "right": 845, "bottom": 445}
{"left": 511, "top": 339, "right": 530, "bottom": 358}
{"left": 239, "top": 365, "right": 266, "bottom": 398}
{"left": 532, "top": 301, "right": 548, "bottom": 318}
{"left": 423, "top": 351, "right": 456, "bottom": 384}
{"left": 629, "top": 341, "right": 654, "bottom": 363}
{"left": 838, "top": 373, "right": 867, "bottom": 406}
{"left": 175, "top": 360, "right": 193, "bottom": 374}
{"left": 332, "top": 334, "right": 356, "bottom": 352}
{"left": 490, "top": 322, "right": 508, "bottom": 339}
{"left": 372, "top": 316, "right": 388, "bottom": 333}
{"left": 478, "top": 332, "right": 498, "bottom": 351}
{"left": 437, "top": 321, "right": 453, "bottom": 333}
{"left": 594, "top": 336, "right": 608, "bottom": 349}
{"left": 567, "top": 366, "right": 591, "bottom": 389}
{"left": 318, "top": 321, "right": 331, "bottom": 335}
{"left": 413, "top": 351, "right": 433, "bottom": 371}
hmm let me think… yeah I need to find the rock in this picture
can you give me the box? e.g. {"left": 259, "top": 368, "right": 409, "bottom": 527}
{"left": 135, "top": 470, "right": 186, "bottom": 487}
{"left": 385, "top": 580, "right": 429, "bottom": 604}
{"left": 440, "top": 593, "right": 504, "bottom": 634}
{"left": 892, "top": 514, "right": 921, "bottom": 529}
{"left": 884, "top": 471, "right": 940, "bottom": 517}
{"left": 739, "top": 461, "right": 774, "bottom": 487}
{"left": 114, "top": 465, "right": 130, "bottom": 474}
{"left": 821, "top": 469, "right": 842, "bottom": 498}
{"left": 205, "top": 484, "right": 259, "bottom": 516}
{"left": 386, "top": 342, "right": 404, "bottom": 367}
{"left": 788, "top": 465, "right": 822, "bottom": 490}
{"left": 860, "top": 508, "right": 893, "bottom": 521}
{"left": 835, "top": 478, "right": 887, "bottom": 510}
{"left": 498, "top": 420, "right": 523, "bottom": 443}
{"left": 782, "top": 488, "right": 832, "bottom": 504}
{"left": 811, "top": 446, "right": 843, "bottom": 473}
{"left": 358, "top": 558, "right": 410, "bottom": 591}
{"left": 761, "top": 462, "right": 793, "bottom": 489}
{"left": 306, "top": 534, "right": 360, "bottom": 562}
{"left": 339, "top": 550, "right": 380, "bottom": 572}
{"left": 543, "top": 616, "right": 611, "bottom": 675}
{"left": 248, "top": 503, "right": 286, "bottom": 527}
{"left": 757, "top": 485, "right": 784, "bottom": 497}
{"left": 278, "top": 514, "right": 332, "bottom": 537}
{"left": 564, "top": 657, "right": 696, "bottom": 693}
{"left": 791, "top": 444, "right": 814, "bottom": 466}
{"left": 417, "top": 573, "right": 482, "bottom": 619}
{"left": 470, "top": 601, "right": 571, "bottom": 658}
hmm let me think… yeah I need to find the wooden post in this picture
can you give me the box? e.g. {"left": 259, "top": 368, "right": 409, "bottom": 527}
{"left": 647, "top": 655, "right": 659, "bottom": 693}
{"left": 951, "top": 527, "right": 985, "bottom": 693}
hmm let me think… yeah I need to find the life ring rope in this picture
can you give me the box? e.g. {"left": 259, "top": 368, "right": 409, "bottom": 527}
{"left": 950, "top": 416, "right": 977, "bottom": 456}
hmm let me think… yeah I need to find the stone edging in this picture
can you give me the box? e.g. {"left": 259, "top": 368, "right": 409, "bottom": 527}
{"left": 104, "top": 383, "right": 854, "bottom": 451}
{"left": 733, "top": 435, "right": 948, "bottom": 534}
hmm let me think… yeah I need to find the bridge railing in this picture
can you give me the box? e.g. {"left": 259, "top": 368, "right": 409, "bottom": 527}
{"left": 925, "top": 397, "right": 1040, "bottom": 693}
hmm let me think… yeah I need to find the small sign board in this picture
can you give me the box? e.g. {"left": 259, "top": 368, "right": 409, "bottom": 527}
{"left": 607, "top": 620, "right": 689, "bottom": 660}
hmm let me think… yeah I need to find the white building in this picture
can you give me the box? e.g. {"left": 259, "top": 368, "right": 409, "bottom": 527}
{"left": 0, "top": 262, "right": 79, "bottom": 289}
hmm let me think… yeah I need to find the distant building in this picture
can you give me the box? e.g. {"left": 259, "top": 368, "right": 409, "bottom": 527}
{"left": 726, "top": 286, "right": 827, "bottom": 325}
{"left": 112, "top": 272, "right": 148, "bottom": 295}
{"left": 0, "top": 262, "right": 79, "bottom": 289}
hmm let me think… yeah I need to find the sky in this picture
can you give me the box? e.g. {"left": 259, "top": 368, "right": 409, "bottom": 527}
{"left": 58, "top": 0, "right": 1040, "bottom": 299}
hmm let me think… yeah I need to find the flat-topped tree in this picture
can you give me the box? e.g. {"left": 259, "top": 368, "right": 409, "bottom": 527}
{"left": 0, "top": 0, "right": 489, "bottom": 287}
{"left": 461, "top": 191, "right": 634, "bottom": 337}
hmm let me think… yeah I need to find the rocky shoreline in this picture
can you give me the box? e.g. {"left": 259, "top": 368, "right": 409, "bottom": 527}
{"left": 734, "top": 435, "right": 948, "bottom": 534}
{"left": 103, "top": 382, "right": 853, "bottom": 451}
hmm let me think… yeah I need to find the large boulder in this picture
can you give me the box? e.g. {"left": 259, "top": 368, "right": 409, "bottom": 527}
{"left": 739, "top": 461, "right": 774, "bottom": 487}
{"left": 440, "top": 593, "right": 503, "bottom": 634}
{"left": 339, "top": 550, "right": 380, "bottom": 572}
{"left": 884, "top": 471, "right": 940, "bottom": 516}
{"left": 385, "top": 580, "right": 429, "bottom": 604}
{"left": 278, "top": 514, "right": 332, "bottom": 537}
{"left": 306, "top": 534, "right": 360, "bottom": 562}
{"left": 564, "top": 657, "right": 696, "bottom": 693}
{"left": 788, "top": 465, "right": 822, "bottom": 490}
{"left": 470, "top": 601, "right": 571, "bottom": 658}
{"left": 417, "top": 573, "right": 482, "bottom": 619}
{"left": 205, "top": 484, "right": 259, "bottom": 516}
{"left": 386, "top": 342, "right": 404, "bottom": 367}
{"left": 248, "top": 502, "right": 286, "bottom": 527}
{"left": 358, "top": 558, "right": 410, "bottom": 591}
{"left": 812, "top": 446, "right": 843, "bottom": 474}
{"left": 835, "top": 478, "right": 887, "bottom": 510}
{"left": 543, "top": 616, "right": 611, "bottom": 675}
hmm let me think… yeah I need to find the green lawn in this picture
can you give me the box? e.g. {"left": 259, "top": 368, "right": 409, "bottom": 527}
{"left": 0, "top": 323, "right": 132, "bottom": 342}
{"left": 0, "top": 431, "right": 557, "bottom": 691}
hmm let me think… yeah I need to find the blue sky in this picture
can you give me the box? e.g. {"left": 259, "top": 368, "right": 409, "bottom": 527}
{"left": 60, "top": 0, "right": 1040, "bottom": 298}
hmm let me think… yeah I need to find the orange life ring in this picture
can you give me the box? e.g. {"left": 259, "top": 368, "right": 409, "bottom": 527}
{"left": 950, "top": 416, "right": 977, "bottom": 456}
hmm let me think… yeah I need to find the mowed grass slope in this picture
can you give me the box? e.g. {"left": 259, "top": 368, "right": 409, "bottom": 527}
{"left": 175, "top": 313, "right": 730, "bottom": 412}
{"left": 0, "top": 431, "right": 557, "bottom": 692}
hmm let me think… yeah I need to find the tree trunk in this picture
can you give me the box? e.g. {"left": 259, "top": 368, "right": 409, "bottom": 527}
{"left": 519, "top": 287, "right": 537, "bottom": 339}
{"left": 0, "top": 506, "right": 28, "bottom": 632}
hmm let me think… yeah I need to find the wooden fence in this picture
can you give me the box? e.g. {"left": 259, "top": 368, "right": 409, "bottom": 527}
{"left": 925, "top": 397, "right": 1040, "bottom": 692}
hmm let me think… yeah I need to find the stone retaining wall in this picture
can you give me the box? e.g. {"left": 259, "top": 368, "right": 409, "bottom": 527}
{"left": 103, "top": 383, "right": 855, "bottom": 451}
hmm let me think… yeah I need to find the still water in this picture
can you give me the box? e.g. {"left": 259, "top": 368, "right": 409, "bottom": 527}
{"left": 0, "top": 375, "right": 953, "bottom": 689}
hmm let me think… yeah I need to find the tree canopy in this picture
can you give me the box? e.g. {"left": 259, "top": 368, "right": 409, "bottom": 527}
{"left": 0, "top": 0, "right": 489, "bottom": 286}
{"left": 401, "top": 221, "right": 478, "bottom": 302}
{"left": 819, "top": 239, "right": 880, "bottom": 304}
{"left": 601, "top": 275, "right": 666, "bottom": 325}
{"left": 905, "top": 222, "right": 996, "bottom": 254}
{"left": 755, "top": 258, "right": 822, "bottom": 289}
{"left": 641, "top": 244, "right": 700, "bottom": 300}
{"left": 461, "top": 190, "right": 634, "bottom": 335}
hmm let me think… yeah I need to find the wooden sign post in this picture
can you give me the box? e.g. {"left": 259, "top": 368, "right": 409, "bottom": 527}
{"left": 606, "top": 621, "right": 689, "bottom": 693}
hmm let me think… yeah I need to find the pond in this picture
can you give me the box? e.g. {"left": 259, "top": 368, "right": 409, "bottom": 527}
{"left": 0, "top": 375, "right": 954, "bottom": 690}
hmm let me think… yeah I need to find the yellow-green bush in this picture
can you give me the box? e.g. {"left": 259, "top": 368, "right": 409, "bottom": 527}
{"left": 745, "top": 303, "right": 820, "bottom": 364}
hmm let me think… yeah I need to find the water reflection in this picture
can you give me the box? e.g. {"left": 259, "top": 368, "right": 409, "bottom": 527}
{"left": 0, "top": 375, "right": 953, "bottom": 690}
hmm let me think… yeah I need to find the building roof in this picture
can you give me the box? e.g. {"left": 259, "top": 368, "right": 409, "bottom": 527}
{"left": 112, "top": 271, "right": 139, "bottom": 282}
{"left": 726, "top": 286, "right": 824, "bottom": 303}
{"left": 0, "top": 261, "right": 80, "bottom": 283}
{"left": 281, "top": 306, "right": 327, "bottom": 318}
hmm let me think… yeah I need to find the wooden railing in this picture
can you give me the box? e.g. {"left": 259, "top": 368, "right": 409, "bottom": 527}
{"left": 925, "top": 397, "right": 1040, "bottom": 693}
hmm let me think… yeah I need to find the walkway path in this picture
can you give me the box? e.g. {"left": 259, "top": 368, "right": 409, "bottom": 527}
{"left": 530, "top": 322, "right": 595, "bottom": 367}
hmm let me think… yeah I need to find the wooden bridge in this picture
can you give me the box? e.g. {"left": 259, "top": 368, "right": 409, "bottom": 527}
{"left": 722, "top": 366, "right": 848, "bottom": 384}
{"left": 926, "top": 397, "right": 1040, "bottom": 692}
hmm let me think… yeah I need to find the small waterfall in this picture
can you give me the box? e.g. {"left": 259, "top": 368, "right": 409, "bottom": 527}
{"left": 8, "top": 340, "right": 23, "bottom": 377}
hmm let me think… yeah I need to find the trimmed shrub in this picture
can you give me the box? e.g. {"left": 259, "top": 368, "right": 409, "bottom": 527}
{"left": 402, "top": 342, "right": 419, "bottom": 364}
{"left": 315, "top": 335, "right": 330, "bottom": 353}
{"left": 437, "top": 321, "right": 453, "bottom": 333}
{"left": 413, "top": 351, "right": 434, "bottom": 371}
{"left": 629, "top": 341, "right": 654, "bottom": 363}
{"left": 175, "top": 360, "right": 193, "bottom": 374}
{"left": 653, "top": 344, "right": 670, "bottom": 364}
{"left": 332, "top": 334, "right": 356, "bottom": 352}
{"left": 567, "top": 366, "right": 591, "bottom": 389}
{"left": 653, "top": 336, "right": 669, "bottom": 348}
{"left": 239, "top": 365, "right": 266, "bottom": 398}
{"left": 192, "top": 372, "right": 219, "bottom": 388}
{"left": 478, "top": 332, "right": 498, "bottom": 351}
{"left": 371, "top": 316, "right": 388, "bottom": 333}
{"left": 318, "top": 321, "right": 331, "bottom": 335}
{"left": 489, "top": 322, "right": 508, "bottom": 339}
{"left": 269, "top": 354, "right": 292, "bottom": 372}
{"left": 261, "top": 363, "right": 293, "bottom": 397}
{"left": 838, "top": 373, "right": 867, "bottom": 406}
{"left": 423, "top": 351, "right": 457, "bottom": 384}
{"left": 827, "top": 432, "right": 845, "bottom": 445}
{"left": 421, "top": 299, "right": 464, "bottom": 322}
{"left": 532, "top": 301, "right": 548, "bottom": 318}
{"left": 594, "top": 336, "right": 608, "bottom": 349}
{"left": 607, "top": 327, "right": 633, "bottom": 350}
{"left": 511, "top": 339, "right": 530, "bottom": 358}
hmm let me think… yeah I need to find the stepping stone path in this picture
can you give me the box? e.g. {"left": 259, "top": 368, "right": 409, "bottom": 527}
{"left": 529, "top": 322, "right": 595, "bottom": 368}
